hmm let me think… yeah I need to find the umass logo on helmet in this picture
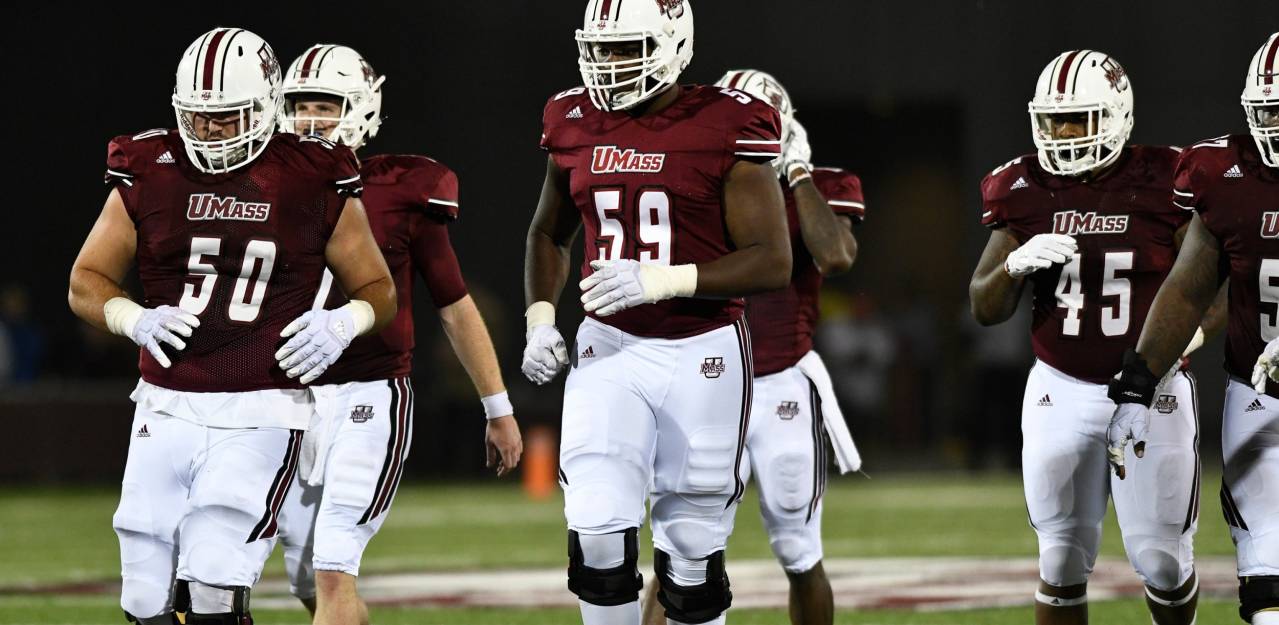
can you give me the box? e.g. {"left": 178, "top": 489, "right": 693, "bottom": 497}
{"left": 591, "top": 145, "right": 666, "bottom": 174}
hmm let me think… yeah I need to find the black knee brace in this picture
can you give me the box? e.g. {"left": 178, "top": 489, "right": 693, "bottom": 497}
{"left": 173, "top": 580, "right": 253, "bottom": 625}
{"left": 567, "top": 528, "right": 643, "bottom": 606}
{"left": 1240, "top": 576, "right": 1279, "bottom": 622}
{"left": 655, "top": 549, "right": 732, "bottom": 624}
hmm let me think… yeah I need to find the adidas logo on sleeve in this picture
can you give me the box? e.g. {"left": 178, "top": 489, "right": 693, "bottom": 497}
{"left": 1224, "top": 164, "right": 1244, "bottom": 178}
{"left": 155, "top": 151, "right": 175, "bottom": 164}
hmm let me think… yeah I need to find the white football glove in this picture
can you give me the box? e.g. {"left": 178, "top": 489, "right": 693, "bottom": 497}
{"left": 110, "top": 302, "right": 200, "bottom": 369}
{"left": 521, "top": 324, "right": 569, "bottom": 385}
{"left": 1004, "top": 234, "right": 1078, "bottom": 278}
{"left": 1106, "top": 402, "right": 1149, "bottom": 480}
{"left": 781, "top": 120, "right": 813, "bottom": 183}
{"left": 1253, "top": 337, "right": 1279, "bottom": 393}
{"left": 275, "top": 303, "right": 368, "bottom": 385}
{"left": 579, "top": 259, "right": 698, "bottom": 317}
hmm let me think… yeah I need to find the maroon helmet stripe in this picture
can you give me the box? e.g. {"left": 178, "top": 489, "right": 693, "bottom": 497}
{"left": 599, "top": 0, "right": 614, "bottom": 20}
{"left": 300, "top": 46, "right": 322, "bottom": 78}
{"left": 728, "top": 71, "right": 745, "bottom": 89}
{"left": 201, "top": 28, "right": 229, "bottom": 91}
{"left": 1265, "top": 36, "right": 1279, "bottom": 85}
{"left": 1056, "top": 50, "right": 1082, "bottom": 94}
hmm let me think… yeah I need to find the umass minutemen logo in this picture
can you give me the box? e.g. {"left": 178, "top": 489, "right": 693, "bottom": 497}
{"left": 591, "top": 146, "right": 666, "bottom": 174}
{"left": 1263, "top": 212, "right": 1279, "bottom": 239}
{"left": 656, "top": 0, "right": 687, "bottom": 18}
{"left": 700, "top": 357, "right": 726, "bottom": 379}
{"left": 776, "top": 401, "right": 800, "bottom": 420}
{"left": 1052, "top": 210, "right": 1129, "bottom": 235}
{"left": 1154, "top": 394, "right": 1179, "bottom": 415}
{"left": 350, "top": 405, "right": 374, "bottom": 423}
{"left": 187, "top": 194, "right": 271, "bottom": 222}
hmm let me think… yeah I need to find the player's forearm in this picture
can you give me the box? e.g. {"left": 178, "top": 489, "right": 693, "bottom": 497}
{"left": 969, "top": 267, "right": 1023, "bottom": 326}
{"left": 439, "top": 295, "right": 507, "bottom": 397}
{"left": 1136, "top": 268, "right": 1219, "bottom": 375}
{"left": 694, "top": 242, "right": 792, "bottom": 297}
{"left": 346, "top": 276, "right": 397, "bottom": 333}
{"left": 793, "top": 181, "right": 856, "bottom": 276}
{"left": 68, "top": 267, "right": 129, "bottom": 331}
{"left": 525, "top": 229, "right": 572, "bottom": 307}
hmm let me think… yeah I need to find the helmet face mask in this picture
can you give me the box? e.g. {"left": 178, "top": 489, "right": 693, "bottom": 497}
{"left": 576, "top": 0, "right": 694, "bottom": 112}
{"left": 172, "top": 28, "right": 282, "bottom": 175}
{"left": 1242, "top": 33, "right": 1279, "bottom": 168}
{"left": 1028, "top": 50, "right": 1133, "bottom": 177}
{"left": 279, "top": 45, "right": 385, "bottom": 150}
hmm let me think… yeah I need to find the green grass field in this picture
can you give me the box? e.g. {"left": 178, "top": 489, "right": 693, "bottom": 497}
{"left": 0, "top": 473, "right": 1242, "bottom": 624}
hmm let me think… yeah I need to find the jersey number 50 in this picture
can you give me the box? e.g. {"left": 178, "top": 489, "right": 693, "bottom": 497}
{"left": 1262, "top": 258, "right": 1279, "bottom": 342}
{"left": 592, "top": 188, "right": 673, "bottom": 265}
{"left": 179, "top": 237, "right": 277, "bottom": 323}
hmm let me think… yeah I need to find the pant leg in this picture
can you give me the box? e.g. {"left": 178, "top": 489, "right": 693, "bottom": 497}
{"left": 114, "top": 409, "right": 200, "bottom": 618}
{"left": 1111, "top": 371, "right": 1199, "bottom": 591}
{"left": 177, "top": 427, "right": 302, "bottom": 588}
{"left": 748, "top": 366, "right": 826, "bottom": 574}
{"left": 1222, "top": 379, "right": 1279, "bottom": 578}
{"left": 1021, "top": 361, "right": 1112, "bottom": 587}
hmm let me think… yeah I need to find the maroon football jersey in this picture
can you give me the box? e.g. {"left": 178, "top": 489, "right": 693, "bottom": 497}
{"left": 980, "top": 146, "right": 1189, "bottom": 383}
{"left": 1175, "top": 135, "right": 1279, "bottom": 398}
{"left": 314, "top": 154, "right": 468, "bottom": 384}
{"left": 105, "top": 129, "right": 361, "bottom": 392}
{"left": 747, "top": 168, "right": 866, "bottom": 376}
{"left": 541, "top": 85, "right": 783, "bottom": 338}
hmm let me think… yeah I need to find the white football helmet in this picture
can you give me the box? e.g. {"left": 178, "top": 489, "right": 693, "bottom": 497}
{"left": 280, "top": 44, "right": 385, "bottom": 150}
{"left": 1028, "top": 50, "right": 1134, "bottom": 176}
{"left": 715, "top": 69, "right": 794, "bottom": 142}
{"left": 576, "top": 0, "right": 694, "bottom": 112}
{"left": 172, "top": 28, "right": 282, "bottom": 174}
{"left": 1243, "top": 32, "right": 1279, "bottom": 168}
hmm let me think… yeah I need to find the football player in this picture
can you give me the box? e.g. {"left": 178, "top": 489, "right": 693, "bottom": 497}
{"left": 67, "top": 28, "right": 396, "bottom": 625}
{"left": 640, "top": 69, "right": 865, "bottom": 625}
{"left": 522, "top": 1, "right": 792, "bottom": 624}
{"left": 1106, "top": 32, "right": 1279, "bottom": 625}
{"left": 969, "top": 50, "right": 1221, "bottom": 625}
{"left": 270, "top": 44, "right": 523, "bottom": 625}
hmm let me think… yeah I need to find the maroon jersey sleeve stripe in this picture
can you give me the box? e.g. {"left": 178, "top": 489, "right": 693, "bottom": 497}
{"left": 1056, "top": 50, "right": 1082, "bottom": 94}
{"left": 201, "top": 28, "right": 230, "bottom": 91}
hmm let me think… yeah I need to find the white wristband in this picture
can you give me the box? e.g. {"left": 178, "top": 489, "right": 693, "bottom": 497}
{"left": 481, "top": 391, "right": 513, "bottom": 420}
{"left": 104, "top": 297, "right": 144, "bottom": 338}
{"left": 641, "top": 263, "right": 698, "bottom": 301}
{"left": 526, "top": 301, "right": 556, "bottom": 331}
{"left": 342, "top": 300, "right": 376, "bottom": 336}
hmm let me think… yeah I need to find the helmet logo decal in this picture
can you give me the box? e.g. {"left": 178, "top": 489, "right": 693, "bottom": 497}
{"left": 1100, "top": 57, "right": 1129, "bottom": 93}
{"left": 258, "top": 43, "right": 280, "bottom": 83}
{"left": 656, "top": 0, "right": 686, "bottom": 18}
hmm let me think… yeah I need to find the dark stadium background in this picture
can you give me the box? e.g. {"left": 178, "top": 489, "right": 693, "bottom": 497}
{"left": 2, "top": 1, "right": 1276, "bottom": 482}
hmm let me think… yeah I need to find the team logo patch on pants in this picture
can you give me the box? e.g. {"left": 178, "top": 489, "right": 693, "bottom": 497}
{"left": 776, "top": 401, "right": 800, "bottom": 420}
{"left": 350, "top": 405, "right": 374, "bottom": 423}
{"left": 701, "top": 357, "right": 726, "bottom": 379}
{"left": 1154, "top": 394, "right": 1179, "bottom": 414}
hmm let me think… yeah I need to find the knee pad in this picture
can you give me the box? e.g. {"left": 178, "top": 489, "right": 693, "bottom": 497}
{"left": 116, "top": 527, "right": 176, "bottom": 619}
{"left": 680, "top": 428, "right": 738, "bottom": 495}
{"left": 1038, "top": 542, "right": 1093, "bottom": 588}
{"left": 770, "top": 529, "right": 821, "bottom": 574}
{"left": 766, "top": 452, "right": 812, "bottom": 513}
{"left": 175, "top": 580, "right": 252, "bottom": 625}
{"left": 181, "top": 505, "right": 257, "bottom": 586}
{"left": 655, "top": 549, "right": 732, "bottom": 624}
{"left": 1129, "top": 536, "right": 1189, "bottom": 591}
{"left": 566, "top": 528, "right": 643, "bottom": 607}
{"left": 1241, "top": 576, "right": 1279, "bottom": 622}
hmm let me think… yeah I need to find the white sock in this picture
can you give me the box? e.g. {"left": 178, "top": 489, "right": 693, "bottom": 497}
{"left": 580, "top": 599, "right": 640, "bottom": 625}
{"left": 1254, "top": 610, "right": 1279, "bottom": 624}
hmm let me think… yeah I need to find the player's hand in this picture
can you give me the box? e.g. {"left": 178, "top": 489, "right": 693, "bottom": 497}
{"left": 1106, "top": 402, "right": 1149, "bottom": 480}
{"left": 127, "top": 305, "right": 200, "bottom": 369}
{"left": 1253, "top": 337, "right": 1279, "bottom": 393}
{"left": 485, "top": 415, "right": 523, "bottom": 477}
{"left": 579, "top": 259, "right": 697, "bottom": 317}
{"left": 522, "top": 324, "right": 569, "bottom": 385}
{"left": 1004, "top": 234, "right": 1077, "bottom": 278}
{"left": 781, "top": 119, "right": 813, "bottom": 183}
{"left": 275, "top": 308, "right": 358, "bottom": 385}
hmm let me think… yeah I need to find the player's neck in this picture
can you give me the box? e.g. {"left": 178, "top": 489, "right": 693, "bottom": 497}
{"left": 628, "top": 85, "right": 681, "bottom": 118}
